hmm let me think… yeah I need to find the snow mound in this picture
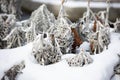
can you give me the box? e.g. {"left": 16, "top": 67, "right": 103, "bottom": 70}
{"left": 0, "top": 32, "right": 120, "bottom": 80}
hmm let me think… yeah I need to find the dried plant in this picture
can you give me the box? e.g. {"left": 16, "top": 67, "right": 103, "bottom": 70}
{"left": 71, "top": 27, "right": 83, "bottom": 53}
{"left": 114, "top": 18, "right": 120, "bottom": 32}
{"left": 1, "top": 61, "right": 25, "bottom": 80}
{"left": 66, "top": 49, "right": 93, "bottom": 67}
{"left": 30, "top": 4, "right": 55, "bottom": 34}
{"left": 3, "top": 27, "right": 26, "bottom": 48}
{"left": 93, "top": 20, "right": 97, "bottom": 32}
{"left": 52, "top": 1, "right": 73, "bottom": 54}
{"left": 0, "top": 0, "right": 22, "bottom": 19}
{"left": 0, "top": 14, "right": 16, "bottom": 40}
{"left": 114, "top": 54, "right": 120, "bottom": 74}
{"left": 110, "top": 54, "right": 120, "bottom": 79}
{"left": 32, "top": 33, "right": 62, "bottom": 65}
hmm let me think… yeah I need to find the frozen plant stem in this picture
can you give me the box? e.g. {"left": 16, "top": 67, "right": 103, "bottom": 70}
{"left": 58, "top": 0, "right": 67, "bottom": 18}
{"left": 105, "top": 0, "right": 110, "bottom": 26}
{"left": 86, "top": 0, "right": 90, "bottom": 27}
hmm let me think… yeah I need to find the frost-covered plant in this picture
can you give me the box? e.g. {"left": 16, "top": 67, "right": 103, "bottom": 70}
{"left": 114, "top": 19, "right": 120, "bottom": 32}
{"left": 98, "top": 27, "right": 110, "bottom": 50}
{"left": 76, "top": 0, "right": 93, "bottom": 41}
{"left": 0, "top": 14, "right": 16, "bottom": 40}
{"left": 1, "top": 61, "right": 25, "bottom": 80}
{"left": 114, "top": 63, "right": 120, "bottom": 75}
{"left": 25, "top": 23, "right": 35, "bottom": 43}
{"left": 89, "top": 33, "right": 100, "bottom": 54}
{"left": 25, "top": 4, "right": 56, "bottom": 42}
{"left": 29, "top": 4, "right": 55, "bottom": 34}
{"left": 0, "top": 14, "right": 16, "bottom": 49}
{"left": 53, "top": 19, "right": 73, "bottom": 54}
{"left": 3, "top": 27, "right": 26, "bottom": 48}
{"left": 32, "top": 33, "right": 62, "bottom": 65}
{"left": 51, "top": 0, "right": 73, "bottom": 54}
{"left": 16, "top": 20, "right": 33, "bottom": 43}
{"left": 58, "top": 0, "right": 68, "bottom": 18}
{"left": 76, "top": 0, "right": 111, "bottom": 54}
{"left": 77, "top": 0, "right": 110, "bottom": 42}
{"left": 2, "top": 18, "right": 36, "bottom": 48}
{"left": 111, "top": 54, "right": 120, "bottom": 79}
{"left": 66, "top": 49, "right": 93, "bottom": 67}
{"left": 89, "top": 26, "right": 110, "bottom": 54}
{"left": 25, "top": 3, "right": 73, "bottom": 55}
{"left": 0, "top": 0, "right": 22, "bottom": 19}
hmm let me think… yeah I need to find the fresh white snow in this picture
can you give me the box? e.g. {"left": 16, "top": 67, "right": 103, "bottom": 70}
{"left": 0, "top": 32, "right": 120, "bottom": 80}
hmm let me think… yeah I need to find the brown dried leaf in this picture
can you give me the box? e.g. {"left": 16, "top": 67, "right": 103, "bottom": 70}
{"left": 71, "top": 28, "right": 83, "bottom": 53}
{"left": 93, "top": 20, "right": 97, "bottom": 32}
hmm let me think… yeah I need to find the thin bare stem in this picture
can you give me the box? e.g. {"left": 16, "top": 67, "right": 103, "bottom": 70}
{"left": 105, "top": 0, "right": 110, "bottom": 26}
{"left": 86, "top": 0, "right": 90, "bottom": 27}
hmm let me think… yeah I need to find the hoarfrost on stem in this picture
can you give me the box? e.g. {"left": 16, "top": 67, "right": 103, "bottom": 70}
{"left": 29, "top": 4, "right": 55, "bottom": 34}
{"left": 0, "top": 0, "right": 22, "bottom": 19}
{"left": 32, "top": 33, "right": 62, "bottom": 65}
{"left": 66, "top": 49, "right": 93, "bottom": 67}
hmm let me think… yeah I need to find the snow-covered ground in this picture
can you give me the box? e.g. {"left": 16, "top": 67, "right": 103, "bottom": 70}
{"left": 0, "top": 32, "right": 120, "bottom": 80}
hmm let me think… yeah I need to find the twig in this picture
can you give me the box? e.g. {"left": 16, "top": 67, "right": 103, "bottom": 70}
{"left": 3, "top": 27, "right": 17, "bottom": 40}
{"left": 86, "top": 0, "right": 90, "bottom": 27}
{"left": 105, "top": 0, "right": 110, "bottom": 26}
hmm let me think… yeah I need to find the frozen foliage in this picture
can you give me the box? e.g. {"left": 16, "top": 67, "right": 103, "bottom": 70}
{"left": 98, "top": 27, "right": 110, "bottom": 50}
{"left": 53, "top": 18, "right": 73, "bottom": 54}
{"left": 28, "top": 3, "right": 73, "bottom": 54}
{"left": 0, "top": 14, "right": 16, "bottom": 40}
{"left": 0, "top": 14, "right": 16, "bottom": 49}
{"left": 75, "top": 1, "right": 111, "bottom": 55}
{"left": 19, "top": 20, "right": 34, "bottom": 43}
{"left": 114, "top": 19, "right": 120, "bottom": 32}
{"left": 32, "top": 33, "right": 62, "bottom": 65}
{"left": 4, "top": 27, "right": 26, "bottom": 48}
{"left": 0, "top": 16, "right": 32, "bottom": 49}
{"left": 114, "top": 63, "right": 120, "bottom": 75}
{"left": 89, "top": 32, "right": 100, "bottom": 54}
{"left": 25, "top": 4, "right": 56, "bottom": 43}
{"left": 66, "top": 49, "right": 93, "bottom": 67}
{"left": 111, "top": 54, "right": 120, "bottom": 80}
{"left": 25, "top": 27, "right": 35, "bottom": 43}
{"left": 88, "top": 26, "right": 110, "bottom": 54}
{"left": 0, "top": 0, "right": 22, "bottom": 19}
{"left": 30, "top": 4, "right": 55, "bottom": 33}
{"left": 51, "top": 1, "right": 73, "bottom": 54}
{"left": 1, "top": 61, "right": 25, "bottom": 80}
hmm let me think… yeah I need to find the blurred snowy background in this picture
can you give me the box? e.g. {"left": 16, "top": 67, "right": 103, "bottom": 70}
{"left": 21, "top": 0, "right": 120, "bottom": 21}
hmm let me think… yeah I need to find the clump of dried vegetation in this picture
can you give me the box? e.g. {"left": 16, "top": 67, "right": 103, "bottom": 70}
{"left": 1, "top": 61, "right": 25, "bottom": 80}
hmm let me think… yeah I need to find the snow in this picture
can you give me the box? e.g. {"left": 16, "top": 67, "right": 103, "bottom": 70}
{"left": 78, "top": 41, "right": 90, "bottom": 52}
{"left": 0, "top": 32, "right": 120, "bottom": 80}
{"left": 111, "top": 75, "right": 120, "bottom": 80}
